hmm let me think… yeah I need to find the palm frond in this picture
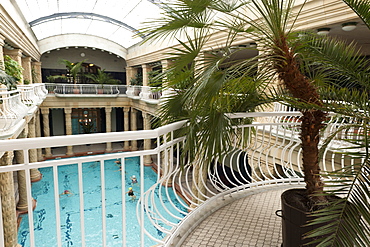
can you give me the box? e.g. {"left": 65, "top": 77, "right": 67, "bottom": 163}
{"left": 342, "top": 0, "right": 370, "bottom": 29}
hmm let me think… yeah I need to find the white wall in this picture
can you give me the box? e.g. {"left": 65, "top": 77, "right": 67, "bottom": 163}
{"left": 41, "top": 47, "right": 126, "bottom": 72}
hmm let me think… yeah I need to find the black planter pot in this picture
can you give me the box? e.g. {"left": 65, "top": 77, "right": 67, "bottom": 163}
{"left": 278, "top": 188, "right": 317, "bottom": 247}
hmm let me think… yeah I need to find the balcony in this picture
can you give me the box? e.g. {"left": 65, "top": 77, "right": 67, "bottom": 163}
{"left": 0, "top": 109, "right": 362, "bottom": 246}
{"left": 44, "top": 83, "right": 163, "bottom": 104}
{"left": 0, "top": 84, "right": 47, "bottom": 139}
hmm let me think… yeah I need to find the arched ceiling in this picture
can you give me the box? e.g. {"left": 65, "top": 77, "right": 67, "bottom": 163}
{"left": 12, "top": 0, "right": 164, "bottom": 51}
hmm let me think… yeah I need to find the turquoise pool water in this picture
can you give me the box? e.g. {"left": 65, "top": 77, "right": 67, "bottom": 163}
{"left": 18, "top": 157, "right": 186, "bottom": 247}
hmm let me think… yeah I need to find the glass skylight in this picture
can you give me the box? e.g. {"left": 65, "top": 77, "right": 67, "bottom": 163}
{"left": 13, "top": 0, "right": 164, "bottom": 48}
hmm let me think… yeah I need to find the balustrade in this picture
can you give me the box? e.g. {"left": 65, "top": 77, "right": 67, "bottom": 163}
{"left": 0, "top": 111, "right": 363, "bottom": 246}
{"left": 0, "top": 90, "right": 29, "bottom": 133}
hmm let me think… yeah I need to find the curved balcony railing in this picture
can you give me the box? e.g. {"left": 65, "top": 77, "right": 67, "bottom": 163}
{"left": 0, "top": 89, "right": 29, "bottom": 133}
{"left": 0, "top": 111, "right": 363, "bottom": 246}
{"left": 45, "top": 83, "right": 162, "bottom": 102}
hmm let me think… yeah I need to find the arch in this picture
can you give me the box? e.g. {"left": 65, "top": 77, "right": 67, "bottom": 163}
{"left": 37, "top": 34, "right": 128, "bottom": 58}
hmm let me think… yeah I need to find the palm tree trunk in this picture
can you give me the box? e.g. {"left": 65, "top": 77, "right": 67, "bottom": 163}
{"left": 274, "top": 38, "right": 327, "bottom": 202}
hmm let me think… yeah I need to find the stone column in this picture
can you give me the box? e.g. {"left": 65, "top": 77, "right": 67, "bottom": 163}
{"left": 35, "top": 110, "right": 43, "bottom": 161}
{"left": 0, "top": 35, "right": 5, "bottom": 70}
{"left": 31, "top": 61, "right": 42, "bottom": 83}
{"left": 65, "top": 108, "right": 74, "bottom": 156}
{"left": 130, "top": 108, "right": 138, "bottom": 151}
{"left": 105, "top": 107, "right": 112, "bottom": 152}
{"left": 3, "top": 49, "right": 23, "bottom": 84}
{"left": 15, "top": 128, "right": 35, "bottom": 213}
{"left": 0, "top": 151, "right": 18, "bottom": 247}
{"left": 126, "top": 66, "right": 136, "bottom": 85}
{"left": 142, "top": 64, "right": 152, "bottom": 87}
{"left": 28, "top": 116, "right": 42, "bottom": 182}
{"left": 21, "top": 56, "right": 32, "bottom": 84}
{"left": 123, "top": 107, "right": 130, "bottom": 150}
{"left": 161, "top": 59, "right": 175, "bottom": 98}
{"left": 41, "top": 108, "right": 52, "bottom": 157}
{"left": 143, "top": 112, "right": 153, "bottom": 165}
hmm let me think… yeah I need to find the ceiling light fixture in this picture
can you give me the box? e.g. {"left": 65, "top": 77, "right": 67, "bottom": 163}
{"left": 317, "top": 28, "right": 330, "bottom": 35}
{"left": 80, "top": 52, "right": 85, "bottom": 57}
{"left": 342, "top": 22, "right": 357, "bottom": 31}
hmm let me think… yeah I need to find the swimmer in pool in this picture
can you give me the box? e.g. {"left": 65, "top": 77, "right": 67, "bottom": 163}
{"left": 126, "top": 187, "right": 136, "bottom": 201}
{"left": 60, "top": 190, "right": 73, "bottom": 197}
{"left": 131, "top": 175, "right": 138, "bottom": 185}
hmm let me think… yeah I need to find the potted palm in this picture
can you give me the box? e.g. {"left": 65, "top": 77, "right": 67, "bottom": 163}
{"left": 144, "top": 0, "right": 370, "bottom": 245}
{"left": 85, "top": 69, "right": 120, "bottom": 94}
{"left": 48, "top": 59, "right": 86, "bottom": 93}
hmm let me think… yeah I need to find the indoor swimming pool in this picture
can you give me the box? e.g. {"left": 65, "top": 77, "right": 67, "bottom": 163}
{"left": 18, "top": 156, "right": 186, "bottom": 247}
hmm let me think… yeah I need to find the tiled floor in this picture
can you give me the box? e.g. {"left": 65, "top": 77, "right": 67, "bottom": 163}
{"left": 181, "top": 188, "right": 291, "bottom": 247}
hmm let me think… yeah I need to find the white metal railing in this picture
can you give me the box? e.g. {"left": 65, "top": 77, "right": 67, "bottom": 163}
{"left": 44, "top": 83, "right": 163, "bottom": 101}
{"left": 45, "top": 83, "right": 121, "bottom": 96}
{"left": 0, "top": 111, "right": 363, "bottom": 246}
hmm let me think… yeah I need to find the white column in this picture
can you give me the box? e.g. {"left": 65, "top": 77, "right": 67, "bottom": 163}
{"left": 21, "top": 56, "right": 32, "bottom": 84}
{"left": 15, "top": 128, "right": 35, "bottom": 213}
{"left": 142, "top": 64, "right": 152, "bottom": 87}
{"left": 65, "top": 108, "right": 74, "bottom": 156}
{"left": 28, "top": 116, "right": 42, "bottom": 182}
{"left": 35, "top": 110, "right": 43, "bottom": 161}
{"left": 0, "top": 151, "right": 18, "bottom": 246}
{"left": 31, "top": 61, "right": 42, "bottom": 83}
{"left": 41, "top": 108, "right": 52, "bottom": 157}
{"left": 143, "top": 112, "right": 152, "bottom": 165}
{"left": 4, "top": 49, "right": 23, "bottom": 84}
{"left": 130, "top": 108, "right": 138, "bottom": 151}
{"left": 123, "top": 107, "right": 130, "bottom": 150}
{"left": 0, "top": 35, "right": 5, "bottom": 70}
{"left": 126, "top": 66, "right": 136, "bottom": 85}
{"left": 105, "top": 107, "right": 112, "bottom": 152}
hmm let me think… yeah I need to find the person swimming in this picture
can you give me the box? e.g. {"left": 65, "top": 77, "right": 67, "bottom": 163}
{"left": 131, "top": 175, "right": 138, "bottom": 185}
{"left": 126, "top": 187, "right": 136, "bottom": 201}
{"left": 60, "top": 190, "right": 73, "bottom": 197}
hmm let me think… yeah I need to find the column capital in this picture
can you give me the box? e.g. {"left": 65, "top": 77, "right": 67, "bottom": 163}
{"left": 41, "top": 108, "right": 50, "bottom": 115}
{"left": 131, "top": 108, "right": 137, "bottom": 113}
{"left": 32, "top": 61, "right": 42, "bottom": 66}
{"left": 21, "top": 56, "right": 32, "bottom": 63}
{"left": 105, "top": 107, "right": 112, "bottom": 113}
{"left": 142, "top": 112, "right": 151, "bottom": 119}
{"left": 64, "top": 108, "right": 72, "bottom": 114}
{"left": 4, "top": 48, "right": 23, "bottom": 57}
{"left": 123, "top": 106, "right": 130, "bottom": 112}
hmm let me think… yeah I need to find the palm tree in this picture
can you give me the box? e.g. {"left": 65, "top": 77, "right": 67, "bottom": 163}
{"left": 144, "top": 0, "right": 370, "bottom": 245}
{"left": 85, "top": 69, "right": 120, "bottom": 86}
{"left": 61, "top": 59, "right": 85, "bottom": 84}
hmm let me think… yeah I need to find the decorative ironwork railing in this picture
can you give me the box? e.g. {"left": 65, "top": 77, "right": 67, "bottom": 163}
{"left": 0, "top": 110, "right": 363, "bottom": 246}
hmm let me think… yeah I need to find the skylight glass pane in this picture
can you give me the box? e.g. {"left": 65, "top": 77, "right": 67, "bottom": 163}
{"left": 14, "top": 0, "right": 164, "bottom": 48}
{"left": 124, "top": 1, "right": 162, "bottom": 29}
{"left": 34, "top": 20, "right": 62, "bottom": 40}
{"left": 109, "top": 28, "right": 142, "bottom": 48}
{"left": 87, "top": 20, "right": 123, "bottom": 39}
{"left": 61, "top": 18, "right": 92, "bottom": 35}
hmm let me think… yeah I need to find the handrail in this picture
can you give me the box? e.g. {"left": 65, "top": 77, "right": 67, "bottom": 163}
{"left": 44, "top": 83, "right": 163, "bottom": 101}
{"left": 0, "top": 111, "right": 364, "bottom": 246}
